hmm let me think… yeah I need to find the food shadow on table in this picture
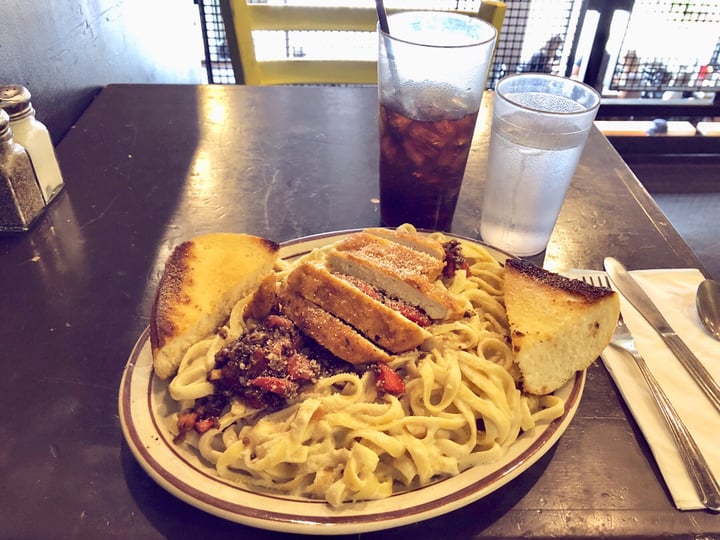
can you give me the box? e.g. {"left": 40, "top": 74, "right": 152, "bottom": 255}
{"left": 120, "top": 438, "right": 554, "bottom": 539}
{"left": 363, "top": 448, "right": 556, "bottom": 539}
{"left": 51, "top": 86, "right": 205, "bottom": 320}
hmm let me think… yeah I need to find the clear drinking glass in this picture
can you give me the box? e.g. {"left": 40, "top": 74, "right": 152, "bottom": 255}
{"left": 378, "top": 11, "right": 497, "bottom": 231}
{"left": 480, "top": 73, "right": 601, "bottom": 256}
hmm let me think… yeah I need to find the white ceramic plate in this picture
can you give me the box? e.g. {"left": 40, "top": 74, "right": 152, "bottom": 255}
{"left": 118, "top": 230, "right": 585, "bottom": 535}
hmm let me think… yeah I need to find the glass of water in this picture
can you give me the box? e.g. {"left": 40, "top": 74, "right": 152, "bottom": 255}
{"left": 480, "top": 74, "right": 601, "bottom": 256}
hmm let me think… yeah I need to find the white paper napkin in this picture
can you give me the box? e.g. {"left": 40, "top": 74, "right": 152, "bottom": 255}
{"left": 581, "top": 268, "right": 720, "bottom": 510}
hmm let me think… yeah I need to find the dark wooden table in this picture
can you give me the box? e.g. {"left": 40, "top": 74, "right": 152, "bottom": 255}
{"left": 1, "top": 84, "right": 716, "bottom": 539}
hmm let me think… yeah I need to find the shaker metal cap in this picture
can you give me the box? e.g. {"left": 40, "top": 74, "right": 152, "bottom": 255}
{"left": 0, "top": 85, "right": 33, "bottom": 118}
{"left": 0, "top": 109, "right": 10, "bottom": 137}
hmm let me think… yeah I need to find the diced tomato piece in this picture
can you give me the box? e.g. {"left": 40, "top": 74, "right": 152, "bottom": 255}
{"left": 374, "top": 363, "right": 405, "bottom": 396}
{"left": 250, "top": 376, "right": 298, "bottom": 396}
{"left": 385, "top": 299, "right": 433, "bottom": 327}
{"left": 445, "top": 259, "right": 471, "bottom": 278}
{"left": 287, "top": 353, "right": 316, "bottom": 381}
{"left": 265, "top": 314, "right": 295, "bottom": 329}
{"left": 177, "top": 412, "right": 197, "bottom": 432}
{"left": 194, "top": 417, "right": 219, "bottom": 433}
{"left": 339, "top": 273, "right": 384, "bottom": 301}
{"left": 442, "top": 240, "right": 472, "bottom": 278}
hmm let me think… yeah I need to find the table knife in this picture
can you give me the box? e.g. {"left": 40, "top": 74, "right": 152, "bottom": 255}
{"left": 604, "top": 257, "right": 720, "bottom": 414}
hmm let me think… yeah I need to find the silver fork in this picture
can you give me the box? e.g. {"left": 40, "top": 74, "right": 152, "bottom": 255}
{"left": 583, "top": 274, "right": 720, "bottom": 512}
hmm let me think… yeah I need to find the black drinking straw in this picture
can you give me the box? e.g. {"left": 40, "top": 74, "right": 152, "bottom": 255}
{"left": 375, "top": 0, "right": 390, "bottom": 34}
{"left": 375, "top": 0, "right": 398, "bottom": 86}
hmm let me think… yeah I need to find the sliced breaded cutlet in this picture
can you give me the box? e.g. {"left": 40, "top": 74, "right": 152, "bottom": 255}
{"left": 326, "top": 232, "right": 462, "bottom": 321}
{"left": 284, "top": 262, "right": 430, "bottom": 353}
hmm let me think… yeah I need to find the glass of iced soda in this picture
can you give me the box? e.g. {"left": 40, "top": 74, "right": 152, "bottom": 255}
{"left": 479, "top": 74, "right": 601, "bottom": 257}
{"left": 378, "top": 11, "right": 497, "bottom": 231}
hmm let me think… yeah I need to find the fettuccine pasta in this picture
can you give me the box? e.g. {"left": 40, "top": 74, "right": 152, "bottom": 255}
{"left": 164, "top": 226, "right": 565, "bottom": 506}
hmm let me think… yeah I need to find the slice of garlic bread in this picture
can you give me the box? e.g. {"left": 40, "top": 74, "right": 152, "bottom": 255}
{"left": 150, "top": 233, "right": 279, "bottom": 379}
{"left": 504, "top": 259, "right": 620, "bottom": 395}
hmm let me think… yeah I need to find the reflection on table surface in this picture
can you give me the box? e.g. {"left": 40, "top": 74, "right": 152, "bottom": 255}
{"left": 0, "top": 84, "right": 715, "bottom": 539}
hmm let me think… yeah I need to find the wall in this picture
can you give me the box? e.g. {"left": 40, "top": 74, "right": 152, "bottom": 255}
{"left": 0, "top": 0, "right": 204, "bottom": 145}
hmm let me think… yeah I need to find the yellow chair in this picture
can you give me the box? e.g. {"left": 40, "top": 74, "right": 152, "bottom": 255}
{"left": 220, "top": 1, "right": 505, "bottom": 85}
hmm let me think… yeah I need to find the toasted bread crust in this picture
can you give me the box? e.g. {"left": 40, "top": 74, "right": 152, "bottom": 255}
{"left": 150, "top": 241, "right": 194, "bottom": 354}
{"left": 504, "top": 259, "right": 620, "bottom": 394}
{"left": 150, "top": 233, "right": 280, "bottom": 379}
{"left": 285, "top": 262, "right": 430, "bottom": 353}
{"left": 505, "top": 259, "right": 616, "bottom": 304}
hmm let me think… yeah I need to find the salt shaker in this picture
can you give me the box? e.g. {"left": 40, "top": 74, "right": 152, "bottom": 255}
{"left": 0, "top": 85, "right": 65, "bottom": 204}
{"left": 0, "top": 109, "right": 45, "bottom": 231}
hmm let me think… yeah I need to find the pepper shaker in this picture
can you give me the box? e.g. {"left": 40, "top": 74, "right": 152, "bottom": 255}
{"left": 0, "top": 109, "right": 45, "bottom": 231}
{"left": 0, "top": 85, "right": 65, "bottom": 204}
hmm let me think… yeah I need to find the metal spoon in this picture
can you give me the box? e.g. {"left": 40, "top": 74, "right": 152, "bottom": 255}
{"left": 696, "top": 279, "right": 720, "bottom": 341}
